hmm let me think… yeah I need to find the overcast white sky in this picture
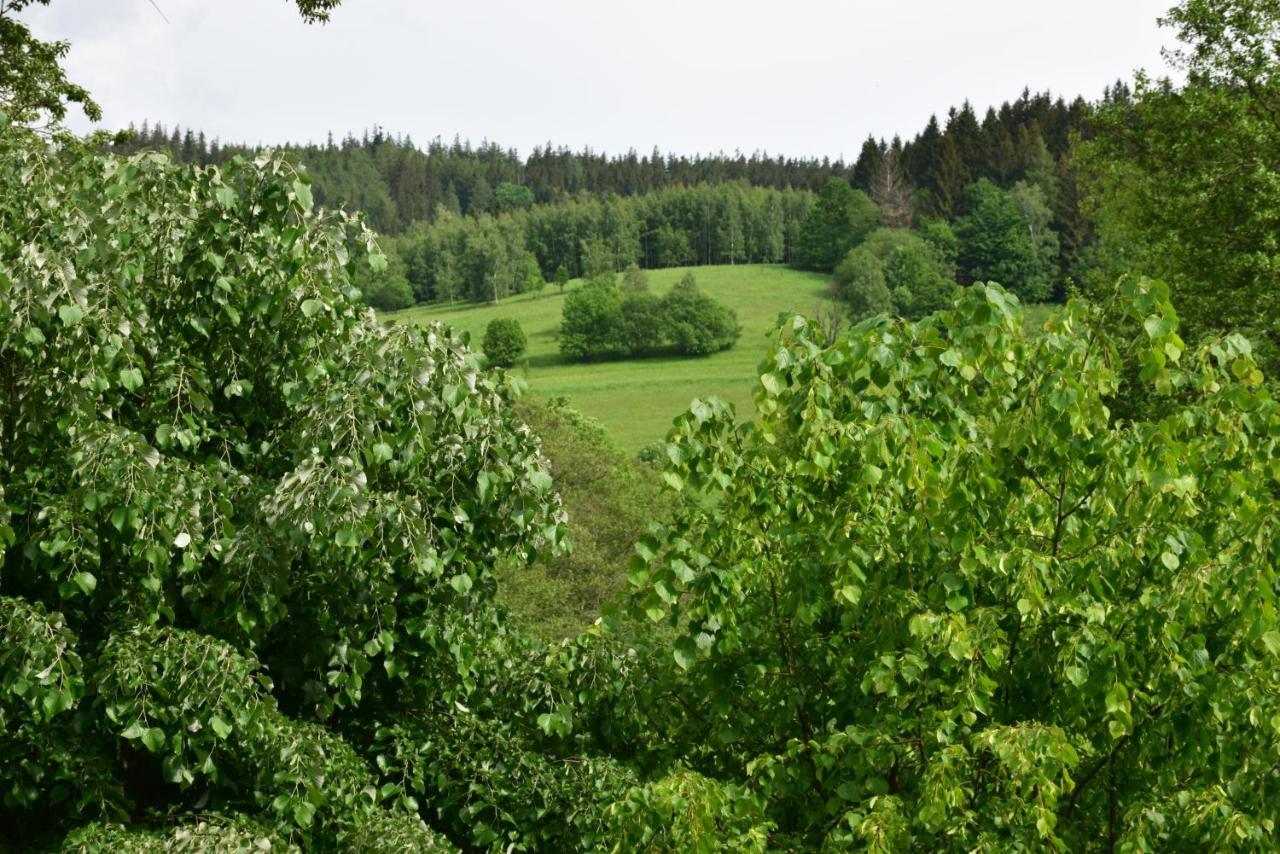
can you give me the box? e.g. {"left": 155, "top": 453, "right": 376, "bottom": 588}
{"left": 28, "top": 0, "right": 1177, "bottom": 159}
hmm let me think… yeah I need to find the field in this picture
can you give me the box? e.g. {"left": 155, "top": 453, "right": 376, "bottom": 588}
{"left": 391, "top": 265, "right": 836, "bottom": 452}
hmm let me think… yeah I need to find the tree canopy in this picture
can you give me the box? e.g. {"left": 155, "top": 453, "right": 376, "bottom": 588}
{"left": 618, "top": 280, "right": 1280, "bottom": 849}
{"left": 1083, "top": 0, "right": 1280, "bottom": 371}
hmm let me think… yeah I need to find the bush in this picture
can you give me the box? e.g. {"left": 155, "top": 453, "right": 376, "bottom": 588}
{"left": 834, "top": 227, "right": 957, "bottom": 320}
{"left": 620, "top": 291, "right": 664, "bottom": 351}
{"left": 620, "top": 264, "right": 649, "bottom": 295}
{"left": 660, "top": 273, "right": 740, "bottom": 356}
{"left": 482, "top": 317, "right": 527, "bottom": 367}
{"left": 559, "top": 279, "right": 628, "bottom": 360}
{"left": 834, "top": 251, "right": 892, "bottom": 319}
{"left": 558, "top": 273, "right": 738, "bottom": 361}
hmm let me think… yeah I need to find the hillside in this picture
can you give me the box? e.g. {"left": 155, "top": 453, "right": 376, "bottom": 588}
{"left": 391, "top": 264, "right": 835, "bottom": 452}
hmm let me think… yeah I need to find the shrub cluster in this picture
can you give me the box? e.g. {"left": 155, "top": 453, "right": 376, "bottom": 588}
{"left": 559, "top": 271, "right": 739, "bottom": 361}
{"left": 482, "top": 317, "right": 527, "bottom": 367}
{"left": 833, "top": 226, "right": 958, "bottom": 320}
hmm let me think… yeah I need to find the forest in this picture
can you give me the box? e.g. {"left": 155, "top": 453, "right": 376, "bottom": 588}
{"left": 111, "top": 86, "right": 1098, "bottom": 312}
{"left": 3, "top": 0, "right": 1280, "bottom": 851}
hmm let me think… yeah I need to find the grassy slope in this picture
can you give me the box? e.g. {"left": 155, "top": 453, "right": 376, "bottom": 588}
{"left": 392, "top": 265, "right": 836, "bottom": 452}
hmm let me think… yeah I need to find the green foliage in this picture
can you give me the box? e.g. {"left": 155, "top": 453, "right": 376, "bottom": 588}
{"left": 835, "top": 251, "right": 893, "bottom": 319}
{"left": 834, "top": 228, "right": 957, "bottom": 320}
{"left": 482, "top": 316, "right": 527, "bottom": 367}
{"left": 493, "top": 181, "right": 535, "bottom": 212}
{"left": 621, "top": 263, "right": 650, "bottom": 295}
{"left": 956, "top": 178, "right": 1059, "bottom": 301}
{"left": 497, "top": 399, "right": 667, "bottom": 639}
{"left": 559, "top": 278, "right": 629, "bottom": 360}
{"left": 354, "top": 243, "right": 413, "bottom": 311}
{"left": 793, "top": 178, "right": 881, "bottom": 271}
{"left": 660, "top": 273, "right": 741, "bottom": 356}
{"left": 604, "top": 768, "right": 773, "bottom": 853}
{"left": 1082, "top": 0, "right": 1280, "bottom": 370}
{"left": 620, "top": 280, "right": 1280, "bottom": 849}
{"left": 0, "top": 1, "right": 100, "bottom": 126}
{"left": 0, "top": 117, "right": 563, "bottom": 848}
{"left": 558, "top": 272, "right": 739, "bottom": 361}
{"left": 372, "top": 708, "right": 637, "bottom": 851}
{"left": 61, "top": 818, "right": 296, "bottom": 852}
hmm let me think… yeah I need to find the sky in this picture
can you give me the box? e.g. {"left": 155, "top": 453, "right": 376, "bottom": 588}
{"left": 27, "top": 0, "right": 1178, "bottom": 160}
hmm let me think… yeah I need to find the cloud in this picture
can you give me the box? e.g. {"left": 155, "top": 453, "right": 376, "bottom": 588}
{"left": 24, "top": 0, "right": 1175, "bottom": 157}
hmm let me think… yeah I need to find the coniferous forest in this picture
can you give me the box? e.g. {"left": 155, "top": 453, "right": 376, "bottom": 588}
{"left": 3, "top": 1, "right": 1280, "bottom": 852}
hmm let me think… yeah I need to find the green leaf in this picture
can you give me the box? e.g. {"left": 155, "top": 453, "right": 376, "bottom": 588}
{"left": 760, "top": 372, "right": 782, "bottom": 395}
{"left": 449, "top": 573, "right": 473, "bottom": 595}
{"left": 292, "top": 799, "right": 316, "bottom": 827}
{"left": 1143, "top": 314, "right": 1175, "bottom": 339}
{"left": 73, "top": 571, "right": 97, "bottom": 595}
{"left": 292, "top": 179, "right": 313, "bottom": 212}
{"left": 118, "top": 367, "right": 143, "bottom": 391}
{"left": 209, "top": 715, "right": 233, "bottom": 739}
{"left": 141, "top": 727, "right": 166, "bottom": 753}
{"left": 673, "top": 636, "right": 697, "bottom": 670}
{"left": 301, "top": 298, "right": 324, "bottom": 318}
{"left": 121, "top": 723, "right": 148, "bottom": 740}
{"left": 58, "top": 304, "right": 83, "bottom": 326}
{"left": 371, "top": 442, "right": 394, "bottom": 465}
{"left": 1262, "top": 631, "right": 1280, "bottom": 656}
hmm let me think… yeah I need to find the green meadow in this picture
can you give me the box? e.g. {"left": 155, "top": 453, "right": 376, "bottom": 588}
{"left": 391, "top": 265, "right": 836, "bottom": 452}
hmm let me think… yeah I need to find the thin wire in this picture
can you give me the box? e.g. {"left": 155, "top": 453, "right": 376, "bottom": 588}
{"left": 145, "top": 0, "right": 170, "bottom": 23}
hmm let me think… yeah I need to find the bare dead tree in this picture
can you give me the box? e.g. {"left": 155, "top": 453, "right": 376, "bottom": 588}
{"left": 870, "top": 148, "right": 915, "bottom": 229}
{"left": 812, "top": 294, "right": 846, "bottom": 347}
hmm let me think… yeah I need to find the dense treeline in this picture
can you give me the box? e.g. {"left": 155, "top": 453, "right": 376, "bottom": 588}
{"left": 112, "top": 86, "right": 1098, "bottom": 240}
{"left": 110, "top": 88, "right": 1104, "bottom": 313}
{"left": 385, "top": 182, "right": 813, "bottom": 306}
{"left": 109, "top": 125, "right": 835, "bottom": 235}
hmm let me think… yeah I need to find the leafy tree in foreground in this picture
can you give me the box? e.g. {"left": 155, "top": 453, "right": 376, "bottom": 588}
{"left": 619, "top": 280, "right": 1279, "bottom": 850}
{"left": 1082, "top": 0, "right": 1280, "bottom": 371}
{"left": 482, "top": 316, "right": 527, "bottom": 367}
{"left": 0, "top": 0, "right": 100, "bottom": 126}
{"left": 0, "top": 116, "right": 561, "bottom": 849}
